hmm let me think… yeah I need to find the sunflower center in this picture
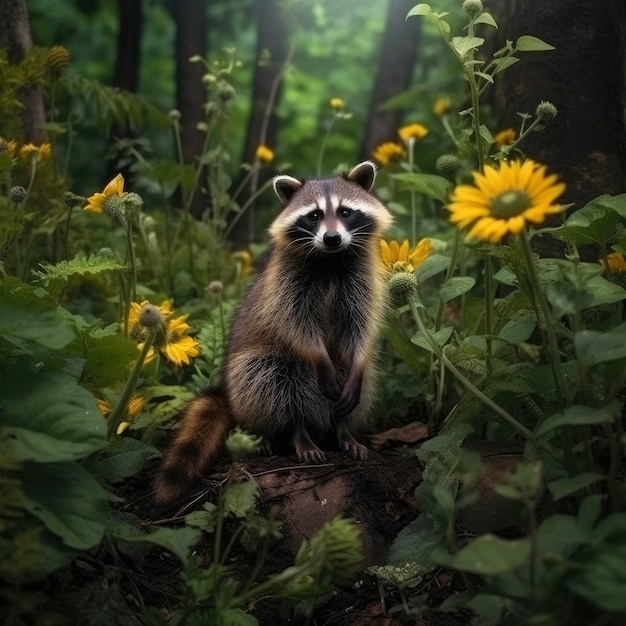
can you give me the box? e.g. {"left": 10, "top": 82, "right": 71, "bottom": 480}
{"left": 489, "top": 190, "right": 532, "bottom": 219}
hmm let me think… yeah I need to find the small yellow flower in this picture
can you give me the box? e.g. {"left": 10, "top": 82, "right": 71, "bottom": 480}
{"left": 255, "top": 144, "right": 274, "bottom": 164}
{"left": 330, "top": 97, "right": 345, "bottom": 111}
{"left": 232, "top": 250, "right": 253, "bottom": 278}
{"left": 0, "top": 136, "right": 18, "bottom": 158}
{"left": 398, "top": 123, "right": 429, "bottom": 143}
{"left": 448, "top": 159, "right": 566, "bottom": 244}
{"left": 97, "top": 394, "right": 145, "bottom": 435}
{"left": 19, "top": 142, "right": 52, "bottom": 161}
{"left": 380, "top": 238, "right": 432, "bottom": 273}
{"left": 84, "top": 173, "right": 125, "bottom": 213}
{"left": 47, "top": 45, "right": 71, "bottom": 73}
{"left": 433, "top": 97, "right": 452, "bottom": 116}
{"left": 372, "top": 142, "right": 406, "bottom": 167}
{"left": 493, "top": 128, "right": 517, "bottom": 149}
{"left": 601, "top": 252, "right": 626, "bottom": 273}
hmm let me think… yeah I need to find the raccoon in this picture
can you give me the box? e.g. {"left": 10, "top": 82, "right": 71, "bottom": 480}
{"left": 154, "top": 161, "right": 393, "bottom": 503}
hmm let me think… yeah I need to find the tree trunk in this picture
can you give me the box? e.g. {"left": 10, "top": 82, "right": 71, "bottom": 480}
{"left": 501, "top": 0, "right": 626, "bottom": 258}
{"left": 359, "top": 0, "right": 420, "bottom": 162}
{"left": 229, "top": 0, "right": 290, "bottom": 246}
{"left": 0, "top": 0, "right": 48, "bottom": 143}
{"left": 108, "top": 0, "right": 143, "bottom": 178}
{"left": 174, "top": 0, "right": 208, "bottom": 218}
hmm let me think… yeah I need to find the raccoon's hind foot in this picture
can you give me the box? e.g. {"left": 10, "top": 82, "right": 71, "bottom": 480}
{"left": 337, "top": 424, "right": 368, "bottom": 461}
{"left": 293, "top": 428, "right": 326, "bottom": 463}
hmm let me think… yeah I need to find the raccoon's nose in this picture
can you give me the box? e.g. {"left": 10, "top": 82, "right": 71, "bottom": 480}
{"left": 323, "top": 231, "right": 342, "bottom": 248}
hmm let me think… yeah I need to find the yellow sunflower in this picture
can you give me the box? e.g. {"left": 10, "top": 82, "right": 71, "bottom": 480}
{"left": 330, "top": 97, "right": 345, "bottom": 111}
{"left": 380, "top": 238, "right": 432, "bottom": 273}
{"left": 97, "top": 394, "right": 145, "bottom": 435}
{"left": 448, "top": 160, "right": 566, "bottom": 244}
{"left": 493, "top": 128, "right": 517, "bottom": 149}
{"left": 372, "top": 142, "right": 406, "bottom": 167}
{"left": 161, "top": 315, "right": 202, "bottom": 366}
{"left": 255, "top": 144, "right": 274, "bottom": 164}
{"left": 84, "top": 173, "right": 125, "bottom": 213}
{"left": 0, "top": 136, "right": 18, "bottom": 158}
{"left": 398, "top": 123, "right": 429, "bottom": 143}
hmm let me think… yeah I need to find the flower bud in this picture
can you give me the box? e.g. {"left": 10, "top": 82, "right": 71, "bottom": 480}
{"left": 217, "top": 82, "right": 236, "bottom": 103}
{"left": 388, "top": 271, "right": 418, "bottom": 300}
{"left": 64, "top": 191, "right": 85, "bottom": 207}
{"left": 139, "top": 303, "right": 164, "bottom": 328}
{"left": 535, "top": 101, "right": 557, "bottom": 122}
{"left": 168, "top": 109, "right": 182, "bottom": 122}
{"left": 463, "top": 0, "right": 483, "bottom": 18}
{"left": 9, "top": 186, "right": 26, "bottom": 204}
{"left": 436, "top": 154, "right": 462, "bottom": 182}
{"left": 207, "top": 280, "right": 224, "bottom": 295}
{"left": 46, "top": 45, "right": 71, "bottom": 74}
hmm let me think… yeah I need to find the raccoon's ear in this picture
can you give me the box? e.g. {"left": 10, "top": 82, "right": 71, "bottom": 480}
{"left": 346, "top": 160, "right": 377, "bottom": 192}
{"left": 273, "top": 175, "right": 303, "bottom": 205}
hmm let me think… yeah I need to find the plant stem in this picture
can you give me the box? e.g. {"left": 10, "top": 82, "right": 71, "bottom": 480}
{"left": 317, "top": 113, "right": 338, "bottom": 177}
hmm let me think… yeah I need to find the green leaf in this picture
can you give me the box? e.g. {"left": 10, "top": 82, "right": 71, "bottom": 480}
{"left": 185, "top": 502, "right": 218, "bottom": 532}
{"left": 474, "top": 12, "right": 498, "bottom": 28}
{"left": 111, "top": 525, "right": 201, "bottom": 563}
{"left": 223, "top": 480, "right": 259, "bottom": 518}
{"left": 575, "top": 324, "right": 626, "bottom": 364}
{"left": 515, "top": 35, "right": 555, "bottom": 52}
{"left": 387, "top": 512, "right": 445, "bottom": 567}
{"left": 547, "top": 473, "right": 605, "bottom": 501}
{"left": 452, "top": 36, "right": 485, "bottom": 59}
{"left": 406, "top": 5, "right": 451, "bottom": 41}
{"left": 412, "top": 326, "right": 453, "bottom": 353}
{"left": 439, "top": 276, "right": 476, "bottom": 302}
{"left": 21, "top": 462, "right": 108, "bottom": 550}
{"left": 546, "top": 280, "right": 594, "bottom": 318}
{"left": 1, "top": 370, "right": 106, "bottom": 462}
{"left": 391, "top": 172, "right": 451, "bottom": 203}
{"left": 415, "top": 253, "right": 450, "bottom": 282}
{"left": 497, "top": 312, "right": 535, "bottom": 345}
{"left": 492, "top": 56, "right": 520, "bottom": 75}
{"left": 536, "top": 514, "right": 588, "bottom": 556}
{"left": 434, "top": 534, "right": 531, "bottom": 575}
{"left": 0, "top": 279, "right": 74, "bottom": 349}
{"left": 535, "top": 402, "right": 620, "bottom": 437}
{"left": 95, "top": 437, "right": 161, "bottom": 482}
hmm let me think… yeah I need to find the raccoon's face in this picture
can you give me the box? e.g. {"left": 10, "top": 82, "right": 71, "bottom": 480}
{"left": 269, "top": 161, "right": 392, "bottom": 256}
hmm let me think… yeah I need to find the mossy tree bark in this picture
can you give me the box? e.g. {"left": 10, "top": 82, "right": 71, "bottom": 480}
{"left": 500, "top": 0, "right": 626, "bottom": 259}
{"left": 0, "top": 0, "right": 48, "bottom": 143}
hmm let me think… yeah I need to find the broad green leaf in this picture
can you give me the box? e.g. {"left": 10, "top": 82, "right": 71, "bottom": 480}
{"left": 412, "top": 326, "right": 453, "bottom": 353}
{"left": 566, "top": 543, "right": 626, "bottom": 612}
{"left": 0, "top": 280, "right": 74, "bottom": 349}
{"left": 185, "top": 502, "right": 218, "bottom": 532}
{"left": 474, "top": 12, "right": 497, "bottom": 28}
{"left": 383, "top": 324, "right": 427, "bottom": 383}
{"left": 415, "top": 253, "right": 449, "bottom": 282}
{"left": 439, "top": 276, "right": 476, "bottom": 303}
{"left": 452, "top": 36, "right": 485, "bottom": 59}
{"left": 546, "top": 280, "right": 594, "bottom": 318}
{"left": 575, "top": 323, "right": 626, "bottom": 364}
{"left": 492, "top": 55, "right": 520, "bottom": 75}
{"left": 406, "top": 5, "right": 451, "bottom": 40}
{"left": 112, "top": 525, "right": 201, "bottom": 563}
{"left": 21, "top": 462, "right": 108, "bottom": 550}
{"left": 223, "top": 480, "right": 259, "bottom": 518}
{"left": 406, "top": 3, "right": 435, "bottom": 18}
{"left": 434, "top": 534, "right": 530, "bottom": 575}
{"left": 1, "top": 370, "right": 106, "bottom": 462}
{"left": 391, "top": 172, "right": 450, "bottom": 203}
{"left": 515, "top": 35, "right": 555, "bottom": 52}
{"left": 576, "top": 495, "right": 604, "bottom": 535}
{"left": 497, "top": 312, "right": 535, "bottom": 345}
{"left": 535, "top": 402, "right": 619, "bottom": 437}
{"left": 547, "top": 473, "right": 605, "bottom": 501}
{"left": 536, "top": 514, "right": 588, "bottom": 556}
{"left": 95, "top": 437, "right": 161, "bottom": 482}
{"left": 466, "top": 594, "right": 505, "bottom": 622}
{"left": 387, "top": 512, "right": 445, "bottom": 567}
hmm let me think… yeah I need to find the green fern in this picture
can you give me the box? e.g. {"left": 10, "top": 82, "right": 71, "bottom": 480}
{"left": 32, "top": 252, "right": 125, "bottom": 298}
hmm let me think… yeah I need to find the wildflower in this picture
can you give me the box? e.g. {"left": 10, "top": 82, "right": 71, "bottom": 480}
{"left": 46, "top": 45, "right": 71, "bottom": 74}
{"left": 433, "top": 97, "right": 452, "bottom": 116}
{"left": 84, "top": 173, "right": 125, "bottom": 214}
{"left": 207, "top": 280, "right": 224, "bottom": 295}
{"left": 139, "top": 303, "right": 165, "bottom": 328}
{"left": 255, "top": 144, "right": 274, "bottom": 164}
{"left": 168, "top": 109, "right": 182, "bottom": 122}
{"left": 398, "top": 123, "right": 429, "bottom": 144}
{"left": 388, "top": 272, "right": 419, "bottom": 300}
{"left": 217, "top": 82, "right": 236, "bottom": 103}
{"left": 9, "top": 186, "right": 26, "bottom": 204}
{"left": 601, "top": 252, "right": 626, "bottom": 274}
{"left": 372, "top": 142, "right": 406, "bottom": 167}
{"left": 0, "top": 137, "right": 18, "bottom": 158}
{"left": 536, "top": 101, "right": 558, "bottom": 122}
{"left": 19, "top": 143, "right": 52, "bottom": 161}
{"left": 97, "top": 394, "right": 145, "bottom": 435}
{"left": 330, "top": 97, "right": 345, "bottom": 111}
{"left": 493, "top": 128, "right": 516, "bottom": 149}
{"left": 380, "top": 238, "right": 432, "bottom": 274}
{"left": 231, "top": 250, "right": 253, "bottom": 279}
{"left": 128, "top": 299, "right": 200, "bottom": 367}
{"left": 447, "top": 159, "right": 566, "bottom": 244}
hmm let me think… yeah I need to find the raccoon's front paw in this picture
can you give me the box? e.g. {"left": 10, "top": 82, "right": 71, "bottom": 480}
{"left": 334, "top": 376, "right": 362, "bottom": 417}
{"left": 317, "top": 366, "right": 342, "bottom": 402}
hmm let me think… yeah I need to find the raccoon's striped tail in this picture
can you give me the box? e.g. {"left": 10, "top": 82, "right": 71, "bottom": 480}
{"left": 153, "top": 387, "right": 231, "bottom": 504}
